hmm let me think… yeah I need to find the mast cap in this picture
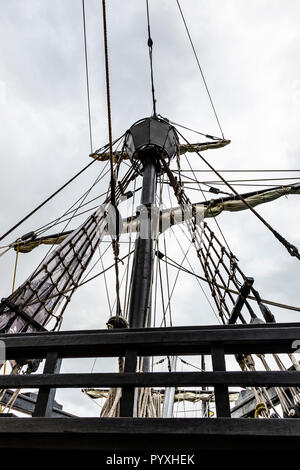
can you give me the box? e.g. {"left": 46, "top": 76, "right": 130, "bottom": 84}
{"left": 125, "top": 116, "right": 178, "bottom": 167}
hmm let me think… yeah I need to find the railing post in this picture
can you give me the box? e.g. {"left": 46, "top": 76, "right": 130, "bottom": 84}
{"left": 33, "top": 351, "right": 61, "bottom": 417}
{"left": 211, "top": 343, "right": 231, "bottom": 418}
{"left": 120, "top": 349, "right": 137, "bottom": 417}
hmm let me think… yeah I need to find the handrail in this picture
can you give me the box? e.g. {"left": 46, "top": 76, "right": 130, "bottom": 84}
{"left": 1, "top": 322, "right": 300, "bottom": 418}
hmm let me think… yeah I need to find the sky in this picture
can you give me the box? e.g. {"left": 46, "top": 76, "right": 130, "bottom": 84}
{"left": 0, "top": 0, "right": 300, "bottom": 416}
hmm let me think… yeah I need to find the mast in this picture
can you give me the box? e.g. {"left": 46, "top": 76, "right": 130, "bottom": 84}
{"left": 127, "top": 158, "right": 157, "bottom": 329}
{"left": 126, "top": 117, "right": 178, "bottom": 331}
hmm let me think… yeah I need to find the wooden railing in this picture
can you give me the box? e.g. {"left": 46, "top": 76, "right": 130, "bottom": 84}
{"left": 1, "top": 322, "right": 300, "bottom": 419}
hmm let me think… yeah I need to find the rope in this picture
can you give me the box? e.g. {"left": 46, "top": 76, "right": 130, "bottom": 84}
{"left": 98, "top": 245, "right": 113, "bottom": 316}
{"left": 176, "top": 128, "right": 300, "bottom": 261}
{"left": 254, "top": 401, "right": 267, "bottom": 418}
{"left": 101, "top": 0, "right": 122, "bottom": 315}
{"left": 123, "top": 177, "right": 137, "bottom": 318}
{"left": 159, "top": 116, "right": 222, "bottom": 141}
{"left": 146, "top": 0, "right": 157, "bottom": 116}
{"left": 163, "top": 252, "right": 300, "bottom": 313}
{"left": 162, "top": 236, "right": 172, "bottom": 326}
{"left": 1, "top": 163, "right": 138, "bottom": 336}
{"left": 173, "top": 169, "right": 300, "bottom": 173}
{"left": 0, "top": 158, "right": 97, "bottom": 243}
{"left": 165, "top": 182, "right": 221, "bottom": 322}
{"left": 166, "top": 227, "right": 221, "bottom": 323}
{"left": 179, "top": 357, "right": 203, "bottom": 371}
{"left": 159, "top": 154, "right": 242, "bottom": 322}
{"left": 33, "top": 137, "right": 125, "bottom": 237}
{"left": 0, "top": 246, "right": 11, "bottom": 258}
{"left": 176, "top": 0, "right": 224, "bottom": 138}
{"left": 82, "top": 0, "right": 93, "bottom": 154}
{"left": 32, "top": 159, "right": 111, "bottom": 267}
{"left": 101, "top": 0, "right": 115, "bottom": 207}
{"left": 159, "top": 152, "right": 300, "bottom": 328}
{"left": 11, "top": 241, "right": 20, "bottom": 294}
{"left": 183, "top": 152, "right": 232, "bottom": 252}
{"left": 178, "top": 176, "right": 300, "bottom": 184}
{"left": 24, "top": 250, "right": 134, "bottom": 307}
{"left": 1, "top": 249, "right": 20, "bottom": 405}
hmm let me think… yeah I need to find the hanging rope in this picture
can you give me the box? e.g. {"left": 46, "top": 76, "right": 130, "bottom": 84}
{"left": 101, "top": 0, "right": 115, "bottom": 207}
{"left": 11, "top": 241, "right": 20, "bottom": 294}
{"left": 101, "top": 0, "right": 122, "bottom": 315}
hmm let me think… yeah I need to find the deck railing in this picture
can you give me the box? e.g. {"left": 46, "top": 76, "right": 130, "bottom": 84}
{"left": 1, "top": 322, "right": 300, "bottom": 419}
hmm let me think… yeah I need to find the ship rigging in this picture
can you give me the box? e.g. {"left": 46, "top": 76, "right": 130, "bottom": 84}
{"left": 0, "top": 0, "right": 300, "bottom": 434}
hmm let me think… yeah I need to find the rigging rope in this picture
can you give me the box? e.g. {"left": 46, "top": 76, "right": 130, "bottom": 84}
{"left": 101, "top": 0, "right": 115, "bottom": 207}
{"left": 174, "top": 169, "right": 300, "bottom": 173}
{"left": 22, "top": 250, "right": 133, "bottom": 307}
{"left": 0, "top": 161, "right": 138, "bottom": 335}
{"left": 183, "top": 152, "right": 232, "bottom": 252}
{"left": 11, "top": 241, "right": 20, "bottom": 294}
{"left": 1, "top": 241, "right": 21, "bottom": 385}
{"left": 164, "top": 176, "right": 221, "bottom": 322}
{"left": 162, "top": 253, "right": 300, "bottom": 313}
{"left": 29, "top": 157, "right": 112, "bottom": 271}
{"left": 146, "top": 0, "right": 157, "bottom": 116}
{"left": 159, "top": 116, "right": 222, "bottom": 141}
{"left": 101, "top": 0, "right": 122, "bottom": 315}
{"left": 177, "top": 128, "right": 300, "bottom": 261}
{"left": 32, "top": 137, "right": 125, "bottom": 237}
{"left": 0, "top": 158, "right": 97, "bottom": 243}
{"left": 159, "top": 152, "right": 283, "bottom": 325}
{"left": 176, "top": 0, "right": 224, "bottom": 138}
{"left": 178, "top": 176, "right": 300, "bottom": 184}
{"left": 82, "top": 0, "right": 93, "bottom": 154}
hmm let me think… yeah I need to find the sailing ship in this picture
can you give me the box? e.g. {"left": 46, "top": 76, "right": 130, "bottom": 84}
{"left": 1, "top": 0, "right": 300, "bottom": 438}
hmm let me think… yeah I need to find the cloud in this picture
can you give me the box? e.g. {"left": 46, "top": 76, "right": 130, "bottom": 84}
{"left": 1, "top": 0, "right": 300, "bottom": 416}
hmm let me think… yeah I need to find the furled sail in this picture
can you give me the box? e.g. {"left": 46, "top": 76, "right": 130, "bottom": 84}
{"left": 14, "top": 183, "right": 300, "bottom": 253}
{"left": 83, "top": 388, "right": 239, "bottom": 403}
{"left": 0, "top": 204, "right": 108, "bottom": 333}
{"left": 90, "top": 139, "right": 230, "bottom": 163}
{"left": 203, "top": 183, "right": 300, "bottom": 217}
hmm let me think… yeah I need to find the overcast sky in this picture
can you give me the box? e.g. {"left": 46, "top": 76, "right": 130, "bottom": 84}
{"left": 1, "top": 0, "right": 300, "bottom": 416}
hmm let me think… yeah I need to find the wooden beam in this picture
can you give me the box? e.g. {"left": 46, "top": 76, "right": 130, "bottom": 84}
{"left": 0, "top": 417, "right": 300, "bottom": 450}
{"left": 0, "top": 371, "right": 300, "bottom": 389}
{"left": 228, "top": 277, "right": 254, "bottom": 324}
{"left": 211, "top": 344, "right": 231, "bottom": 417}
{"left": 0, "top": 390, "right": 73, "bottom": 417}
{"left": 120, "top": 349, "right": 137, "bottom": 417}
{"left": 1, "top": 322, "right": 300, "bottom": 360}
{"left": 33, "top": 352, "right": 62, "bottom": 417}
